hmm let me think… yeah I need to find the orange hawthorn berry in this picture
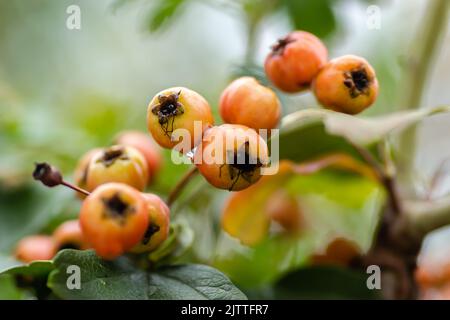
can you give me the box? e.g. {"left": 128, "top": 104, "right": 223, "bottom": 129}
{"left": 219, "top": 77, "right": 281, "bottom": 131}
{"left": 194, "top": 124, "right": 269, "bottom": 191}
{"left": 147, "top": 87, "right": 214, "bottom": 151}
{"left": 115, "top": 131, "right": 162, "bottom": 184}
{"left": 86, "top": 145, "right": 148, "bottom": 192}
{"left": 313, "top": 55, "right": 379, "bottom": 114}
{"left": 15, "top": 235, "right": 57, "bottom": 263}
{"left": 265, "top": 31, "right": 328, "bottom": 93}
{"left": 79, "top": 183, "right": 148, "bottom": 260}
{"left": 53, "top": 220, "right": 90, "bottom": 250}
{"left": 130, "top": 193, "right": 170, "bottom": 253}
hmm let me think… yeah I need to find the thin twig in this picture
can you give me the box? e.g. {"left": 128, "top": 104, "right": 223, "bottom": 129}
{"left": 350, "top": 142, "right": 402, "bottom": 215}
{"left": 61, "top": 181, "right": 90, "bottom": 196}
{"left": 167, "top": 167, "right": 199, "bottom": 207}
{"left": 350, "top": 142, "right": 385, "bottom": 181}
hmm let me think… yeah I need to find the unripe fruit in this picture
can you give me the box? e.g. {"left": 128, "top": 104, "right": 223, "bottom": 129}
{"left": 86, "top": 145, "right": 148, "bottom": 192}
{"left": 312, "top": 238, "right": 360, "bottom": 266}
{"left": 130, "top": 194, "right": 170, "bottom": 253}
{"left": 194, "top": 124, "right": 269, "bottom": 191}
{"left": 265, "top": 190, "right": 302, "bottom": 233}
{"left": 15, "top": 235, "right": 57, "bottom": 262}
{"left": 79, "top": 183, "right": 148, "bottom": 260}
{"left": 265, "top": 31, "right": 328, "bottom": 93}
{"left": 53, "top": 220, "right": 90, "bottom": 250}
{"left": 147, "top": 87, "right": 214, "bottom": 151}
{"left": 74, "top": 148, "right": 101, "bottom": 199}
{"left": 313, "top": 55, "right": 379, "bottom": 115}
{"left": 115, "top": 131, "right": 162, "bottom": 184}
{"left": 219, "top": 77, "right": 281, "bottom": 131}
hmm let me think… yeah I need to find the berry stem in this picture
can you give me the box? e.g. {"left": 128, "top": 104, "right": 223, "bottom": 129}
{"left": 61, "top": 181, "right": 90, "bottom": 196}
{"left": 167, "top": 167, "right": 199, "bottom": 207}
{"left": 33, "top": 162, "right": 90, "bottom": 196}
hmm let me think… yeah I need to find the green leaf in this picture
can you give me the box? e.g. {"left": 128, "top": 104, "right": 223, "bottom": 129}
{"left": 147, "top": 0, "right": 186, "bottom": 33}
{"left": 272, "top": 266, "right": 379, "bottom": 299}
{"left": 0, "top": 275, "right": 26, "bottom": 300}
{"left": 48, "top": 249, "right": 246, "bottom": 300}
{"left": 277, "top": 106, "right": 450, "bottom": 162}
{"left": 281, "top": 0, "right": 337, "bottom": 38}
{"left": 0, "top": 255, "right": 54, "bottom": 278}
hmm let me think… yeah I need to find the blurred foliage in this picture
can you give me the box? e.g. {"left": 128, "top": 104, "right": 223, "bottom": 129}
{"left": 269, "top": 266, "right": 379, "bottom": 299}
{"left": 214, "top": 169, "right": 384, "bottom": 288}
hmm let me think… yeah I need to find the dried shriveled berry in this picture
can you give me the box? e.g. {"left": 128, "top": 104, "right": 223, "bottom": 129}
{"left": 33, "top": 162, "right": 63, "bottom": 187}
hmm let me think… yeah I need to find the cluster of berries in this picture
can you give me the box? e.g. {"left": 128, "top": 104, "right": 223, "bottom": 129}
{"left": 20, "top": 132, "right": 169, "bottom": 261}
{"left": 265, "top": 30, "right": 379, "bottom": 115}
{"left": 20, "top": 30, "right": 379, "bottom": 263}
{"left": 147, "top": 86, "right": 272, "bottom": 192}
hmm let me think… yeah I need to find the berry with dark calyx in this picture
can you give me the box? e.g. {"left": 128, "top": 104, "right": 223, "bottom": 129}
{"left": 265, "top": 31, "right": 328, "bottom": 93}
{"left": 312, "top": 55, "right": 379, "bottom": 115}
{"left": 219, "top": 77, "right": 281, "bottom": 131}
{"left": 15, "top": 235, "right": 57, "bottom": 263}
{"left": 86, "top": 145, "right": 148, "bottom": 192}
{"left": 53, "top": 220, "right": 90, "bottom": 250}
{"left": 147, "top": 87, "right": 214, "bottom": 151}
{"left": 130, "top": 193, "right": 170, "bottom": 253}
{"left": 194, "top": 124, "right": 269, "bottom": 191}
{"left": 79, "top": 183, "right": 148, "bottom": 260}
{"left": 114, "top": 131, "right": 162, "bottom": 184}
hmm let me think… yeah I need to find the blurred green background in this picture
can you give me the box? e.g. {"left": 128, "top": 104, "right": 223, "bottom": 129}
{"left": 0, "top": 0, "right": 450, "bottom": 299}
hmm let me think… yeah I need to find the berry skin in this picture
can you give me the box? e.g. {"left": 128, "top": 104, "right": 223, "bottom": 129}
{"left": 194, "top": 124, "right": 269, "bottom": 191}
{"left": 115, "top": 131, "right": 162, "bottom": 184}
{"left": 53, "top": 220, "right": 90, "bottom": 250}
{"left": 265, "top": 31, "right": 328, "bottom": 93}
{"left": 219, "top": 77, "right": 281, "bottom": 131}
{"left": 74, "top": 148, "right": 101, "bottom": 199}
{"left": 86, "top": 145, "right": 148, "bottom": 192}
{"left": 15, "top": 235, "right": 57, "bottom": 263}
{"left": 130, "top": 193, "right": 170, "bottom": 253}
{"left": 147, "top": 87, "right": 214, "bottom": 151}
{"left": 79, "top": 183, "right": 148, "bottom": 260}
{"left": 265, "top": 190, "right": 302, "bottom": 233}
{"left": 313, "top": 55, "right": 379, "bottom": 115}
